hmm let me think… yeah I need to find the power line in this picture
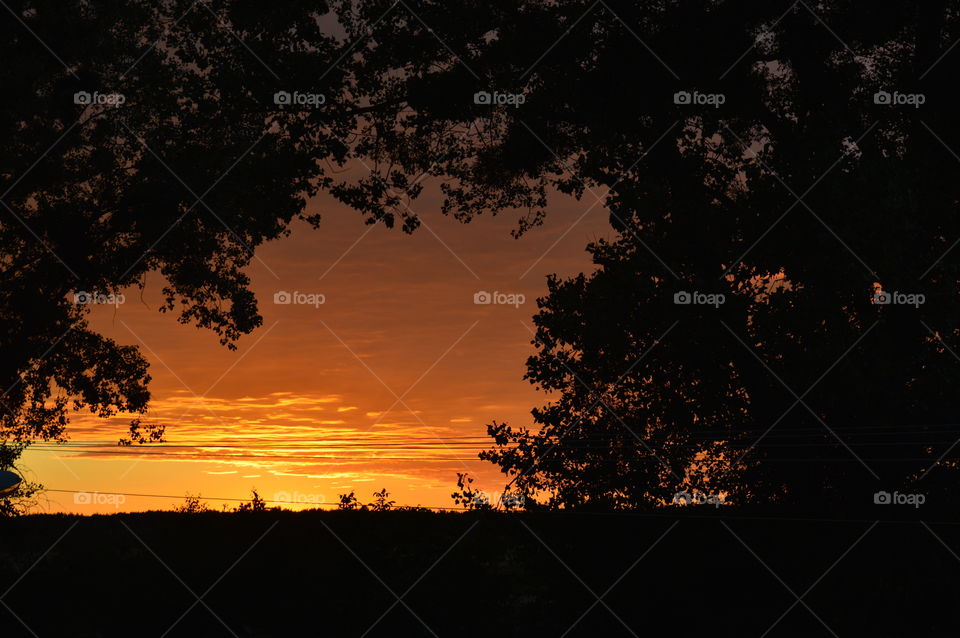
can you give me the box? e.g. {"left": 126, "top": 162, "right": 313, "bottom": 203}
{"left": 23, "top": 422, "right": 960, "bottom": 448}
{"left": 23, "top": 443, "right": 960, "bottom": 463}
{"left": 38, "top": 489, "right": 960, "bottom": 526}
{"left": 44, "top": 488, "right": 466, "bottom": 510}
{"left": 30, "top": 431, "right": 960, "bottom": 449}
{"left": 31, "top": 433, "right": 960, "bottom": 448}
{"left": 27, "top": 448, "right": 480, "bottom": 461}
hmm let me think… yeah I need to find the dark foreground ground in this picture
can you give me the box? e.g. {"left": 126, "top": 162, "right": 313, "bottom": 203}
{"left": 0, "top": 508, "right": 956, "bottom": 637}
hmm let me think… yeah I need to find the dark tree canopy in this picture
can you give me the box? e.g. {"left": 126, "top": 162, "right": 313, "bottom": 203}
{"left": 330, "top": 0, "right": 960, "bottom": 507}
{"left": 440, "top": 0, "right": 960, "bottom": 509}
{"left": 2, "top": 1, "right": 428, "bottom": 447}
{"left": 2, "top": 1, "right": 958, "bottom": 510}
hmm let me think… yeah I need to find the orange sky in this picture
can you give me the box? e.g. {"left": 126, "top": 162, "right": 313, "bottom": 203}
{"left": 23, "top": 174, "right": 614, "bottom": 513}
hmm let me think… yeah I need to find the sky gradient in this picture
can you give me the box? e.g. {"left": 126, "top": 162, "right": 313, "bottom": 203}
{"left": 24, "top": 174, "right": 613, "bottom": 513}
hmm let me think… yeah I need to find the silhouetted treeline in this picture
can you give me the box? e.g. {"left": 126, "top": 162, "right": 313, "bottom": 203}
{"left": 2, "top": 1, "right": 958, "bottom": 510}
{"left": 0, "top": 510, "right": 955, "bottom": 636}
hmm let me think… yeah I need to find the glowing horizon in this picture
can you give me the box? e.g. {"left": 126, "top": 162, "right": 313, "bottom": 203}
{"left": 22, "top": 184, "right": 613, "bottom": 514}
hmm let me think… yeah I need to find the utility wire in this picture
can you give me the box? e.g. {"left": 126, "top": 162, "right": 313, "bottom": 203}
{"left": 39, "top": 489, "right": 960, "bottom": 526}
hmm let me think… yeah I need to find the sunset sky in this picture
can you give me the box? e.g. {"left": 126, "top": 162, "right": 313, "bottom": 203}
{"left": 25, "top": 168, "right": 614, "bottom": 513}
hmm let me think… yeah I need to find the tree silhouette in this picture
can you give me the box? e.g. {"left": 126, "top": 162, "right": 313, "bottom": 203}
{"left": 2, "top": 1, "right": 958, "bottom": 509}
{"left": 235, "top": 488, "right": 274, "bottom": 512}
{"left": 331, "top": 0, "right": 960, "bottom": 508}
{"left": 0, "top": 1, "right": 456, "bottom": 456}
{"left": 0, "top": 443, "right": 42, "bottom": 516}
{"left": 369, "top": 488, "right": 395, "bottom": 511}
{"left": 174, "top": 493, "right": 211, "bottom": 513}
{"left": 426, "top": 0, "right": 960, "bottom": 508}
{"left": 337, "top": 491, "right": 364, "bottom": 511}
